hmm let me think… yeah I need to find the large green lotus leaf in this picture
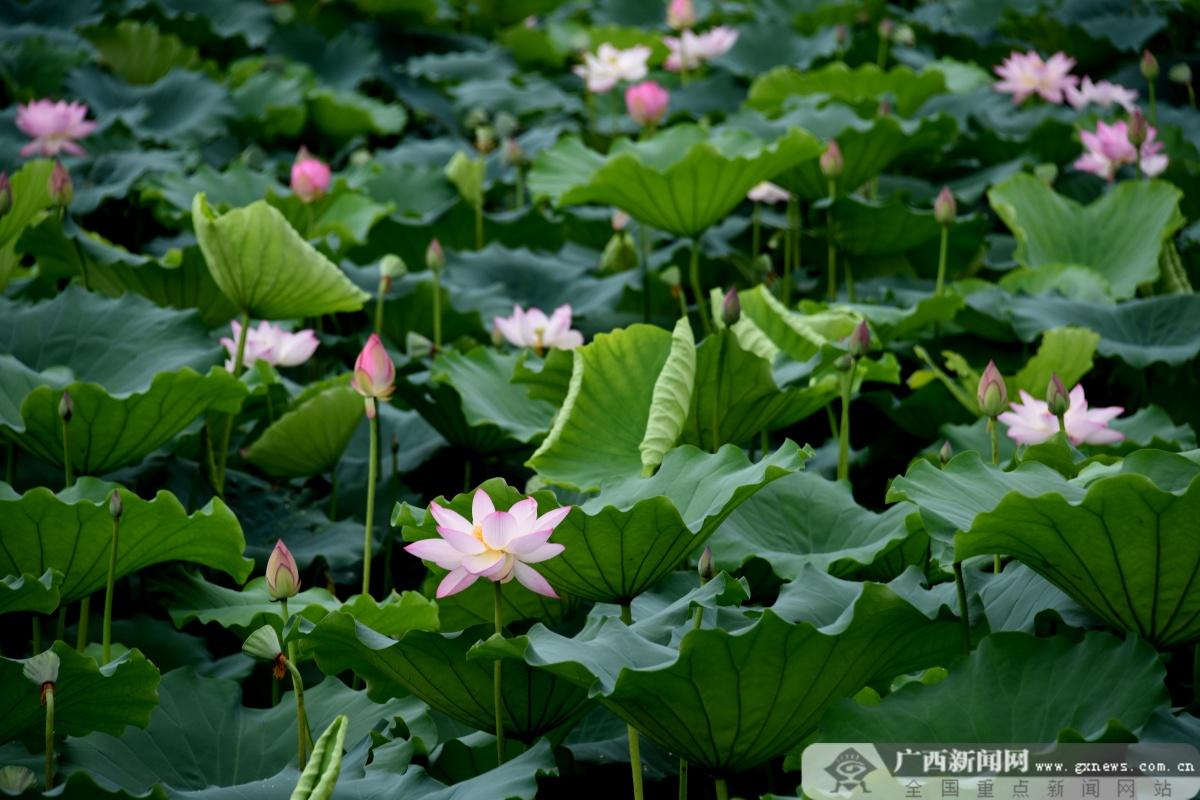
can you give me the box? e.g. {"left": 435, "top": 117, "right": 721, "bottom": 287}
{"left": 987, "top": 174, "right": 1185, "bottom": 299}
{"left": 192, "top": 193, "right": 370, "bottom": 319}
{"left": 486, "top": 571, "right": 961, "bottom": 771}
{"left": 307, "top": 88, "right": 407, "bottom": 140}
{"left": 0, "top": 160, "right": 54, "bottom": 260}
{"left": 844, "top": 293, "right": 964, "bottom": 344}
{"left": 976, "top": 563, "right": 1101, "bottom": 634}
{"left": 747, "top": 63, "right": 948, "bottom": 117}
{"left": 0, "top": 286, "right": 218, "bottom": 394}
{"left": 0, "top": 478, "right": 252, "bottom": 606}
{"left": 737, "top": 286, "right": 859, "bottom": 362}
{"left": 955, "top": 460, "right": 1200, "bottom": 648}
{"left": 526, "top": 324, "right": 673, "bottom": 490}
{"left": 0, "top": 642, "right": 160, "bottom": 745}
{"left": 829, "top": 196, "right": 942, "bottom": 256}
{"left": 966, "top": 290, "right": 1200, "bottom": 368}
{"left": 3, "top": 770, "right": 165, "bottom": 798}
{"left": 394, "top": 369, "right": 538, "bottom": 455}
{"left": 84, "top": 20, "right": 200, "bottom": 84}
{"left": 65, "top": 67, "right": 229, "bottom": 144}
{"left": 0, "top": 570, "right": 61, "bottom": 616}
{"left": 164, "top": 572, "right": 342, "bottom": 636}
{"left": 528, "top": 125, "right": 822, "bottom": 236}
{"left": 303, "top": 607, "right": 592, "bottom": 741}
{"left": 244, "top": 384, "right": 364, "bottom": 478}
{"left": 820, "top": 632, "right": 1167, "bottom": 742}
{"left": 0, "top": 359, "right": 246, "bottom": 476}
{"left": 430, "top": 348, "right": 557, "bottom": 445}
{"left": 710, "top": 471, "right": 922, "bottom": 582}
{"left": 65, "top": 669, "right": 418, "bottom": 795}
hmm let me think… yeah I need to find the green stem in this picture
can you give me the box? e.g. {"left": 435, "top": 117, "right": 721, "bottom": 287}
{"left": 432, "top": 269, "right": 443, "bottom": 352}
{"left": 374, "top": 281, "right": 387, "bottom": 335}
{"left": 215, "top": 311, "right": 251, "bottom": 495}
{"left": 362, "top": 404, "right": 379, "bottom": 597}
{"left": 783, "top": 198, "right": 796, "bottom": 305}
{"left": 987, "top": 417, "right": 1000, "bottom": 466}
{"left": 284, "top": 657, "right": 311, "bottom": 768}
{"left": 751, "top": 203, "right": 760, "bottom": 262}
{"left": 782, "top": 202, "right": 792, "bottom": 295}
{"left": 935, "top": 225, "right": 949, "bottom": 296}
{"left": 1148, "top": 82, "right": 1157, "bottom": 126}
{"left": 493, "top": 580, "right": 506, "bottom": 764}
{"left": 474, "top": 203, "right": 484, "bottom": 250}
{"left": 791, "top": 199, "right": 802, "bottom": 304}
{"left": 953, "top": 561, "right": 970, "bottom": 655}
{"left": 711, "top": 333, "right": 724, "bottom": 452}
{"left": 715, "top": 776, "right": 729, "bottom": 800}
{"left": 679, "top": 758, "right": 688, "bottom": 800}
{"left": 826, "top": 180, "right": 837, "bottom": 301}
{"left": 44, "top": 685, "right": 55, "bottom": 790}
{"left": 689, "top": 237, "right": 711, "bottom": 334}
{"left": 75, "top": 597, "right": 89, "bottom": 652}
{"left": 102, "top": 507, "right": 120, "bottom": 663}
{"left": 61, "top": 415, "right": 72, "bottom": 488}
{"left": 640, "top": 223, "right": 652, "bottom": 324}
{"left": 836, "top": 365, "right": 853, "bottom": 482}
{"left": 620, "top": 603, "right": 645, "bottom": 800}
{"left": 876, "top": 35, "right": 888, "bottom": 68}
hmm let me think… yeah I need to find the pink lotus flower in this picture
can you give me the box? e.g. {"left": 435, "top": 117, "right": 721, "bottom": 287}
{"left": 16, "top": 99, "right": 96, "bottom": 157}
{"left": 493, "top": 304, "right": 584, "bottom": 353}
{"left": 1064, "top": 77, "right": 1138, "bottom": 112}
{"left": 993, "top": 50, "right": 1079, "bottom": 105}
{"left": 572, "top": 43, "right": 651, "bottom": 94}
{"left": 664, "top": 27, "right": 739, "bottom": 71}
{"left": 351, "top": 333, "right": 396, "bottom": 417}
{"left": 265, "top": 540, "right": 300, "bottom": 600}
{"left": 998, "top": 385, "right": 1124, "bottom": 446}
{"left": 220, "top": 320, "right": 319, "bottom": 372}
{"left": 625, "top": 81, "right": 670, "bottom": 128}
{"left": 405, "top": 489, "right": 571, "bottom": 598}
{"left": 747, "top": 181, "right": 790, "bottom": 204}
{"left": 290, "top": 148, "right": 331, "bottom": 203}
{"left": 1074, "top": 119, "right": 1168, "bottom": 181}
{"left": 666, "top": 0, "right": 696, "bottom": 30}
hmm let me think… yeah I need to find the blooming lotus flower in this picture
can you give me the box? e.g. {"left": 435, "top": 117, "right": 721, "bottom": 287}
{"left": 351, "top": 333, "right": 396, "bottom": 417}
{"left": 747, "top": 181, "right": 790, "bottom": 204}
{"left": 1074, "top": 119, "right": 1167, "bottom": 181}
{"left": 266, "top": 540, "right": 300, "bottom": 600}
{"left": 998, "top": 385, "right": 1124, "bottom": 446}
{"left": 404, "top": 489, "right": 571, "bottom": 598}
{"left": 16, "top": 99, "right": 96, "bottom": 157}
{"left": 625, "top": 81, "right": 670, "bottom": 128}
{"left": 291, "top": 148, "right": 331, "bottom": 203}
{"left": 666, "top": 0, "right": 696, "bottom": 30}
{"left": 993, "top": 50, "right": 1078, "bottom": 104}
{"left": 1064, "top": 77, "right": 1138, "bottom": 112}
{"left": 220, "top": 320, "right": 319, "bottom": 372}
{"left": 493, "top": 304, "right": 584, "bottom": 353}
{"left": 664, "top": 27, "right": 739, "bottom": 71}
{"left": 573, "top": 43, "right": 651, "bottom": 94}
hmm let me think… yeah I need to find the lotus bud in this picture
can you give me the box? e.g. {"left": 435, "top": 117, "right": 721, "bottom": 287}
{"left": 976, "top": 360, "right": 1008, "bottom": 418}
{"left": 1169, "top": 63, "right": 1192, "bottom": 85}
{"left": 697, "top": 546, "right": 714, "bottom": 582}
{"left": 351, "top": 334, "right": 396, "bottom": 417}
{"left": 819, "top": 140, "right": 843, "bottom": 179}
{"left": 600, "top": 231, "right": 638, "bottom": 273}
{"left": 612, "top": 209, "right": 630, "bottom": 231}
{"left": 847, "top": 321, "right": 870, "bottom": 358}
{"left": 242, "top": 624, "right": 283, "bottom": 662}
{"left": 877, "top": 18, "right": 894, "bottom": 39}
{"left": 290, "top": 148, "right": 331, "bottom": 204}
{"left": 934, "top": 186, "right": 956, "bottom": 226}
{"left": 1140, "top": 50, "right": 1159, "bottom": 80}
{"left": 474, "top": 125, "right": 496, "bottom": 154}
{"left": 406, "top": 331, "right": 434, "bottom": 358}
{"left": 380, "top": 254, "right": 406, "bottom": 292}
{"left": 58, "top": 391, "right": 73, "bottom": 423}
{"left": 425, "top": 238, "right": 445, "bottom": 274}
{"left": 48, "top": 160, "right": 73, "bottom": 208}
{"left": 666, "top": 0, "right": 696, "bottom": 30}
{"left": 0, "top": 172, "right": 11, "bottom": 219}
{"left": 109, "top": 490, "right": 123, "bottom": 521}
{"left": 721, "top": 288, "right": 741, "bottom": 327}
{"left": 834, "top": 353, "right": 854, "bottom": 372}
{"left": 625, "top": 81, "right": 669, "bottom": 128}
{"left": 493, "top": 111, "right": 519, "bottom": 140}
{"left": 1127, "top": 110, "right": 1149, "bottom": 148}
{"left": 0, "top": 766, "right": 37, "bottom": 794}
{"left": 23, "top": 650, "right": 60, "bottom": 690}
{"left": 1046, "top": 373, "right": 1070, "bottom": 417}
{"left": 265, "top": 539, "right": 300, "bottom": 600}
{"left": 938, "top": 440, "right": 953, "bottom": 465}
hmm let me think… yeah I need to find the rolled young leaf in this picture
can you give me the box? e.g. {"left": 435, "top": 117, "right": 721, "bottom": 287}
{"left": 289, "top": 714, "right": 348, "bottom": 800}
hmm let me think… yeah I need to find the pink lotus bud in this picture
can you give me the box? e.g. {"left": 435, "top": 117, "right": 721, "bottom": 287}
{"left": 819, "top": 140, "right": 843, "bottom": 179}
{"left": 48, "top": 160, "right": 73, "bottom": 208}
{"left": 847, "top": 320, "right": 871, "bottom": 357}
{"left": 425, "top": 238, "right": 445, "bottom": 273}
{"left": 58, "top": 390, "right": 73, "bottom": 422}
{"left": 109, "top": 490, "right": 123, "bottom": 521}
{"left": 697, "top": 545, "right": 714, "bottom": 581}
{"left": 612, "top": 209, "right": 630, "bottom": 231}
{"left": 934, "top": 186, "right": 957, "bottom": 226}
{"left": 666, "top": 0, "right": 695, "bottom": 30}
{"left": 351, "top": 333, "right": 396, "bottom": 416}
{"left": 1140, "top": 50, "right": 1159, "bottom": 80}
{"left": 0, "top": 172, "right": 11, "bottom": 219}
{"left": 721, "top": 288, "right": 741, "bottom": 327}
{"left": 877, "top": 18, "right": 894, "bottom": 39}
{"left": 265, "top": 539, "right": 300, "bottom": 600}
{"left": 977, "top": 360, "right": 1008, "bottom": 418}
{"left": 1127, "top": 110, "right": 1149, "bottom": 148}
{"left": 625, "top": 81, "right": 669, "bottom": 128}
{"left": 290, "top": 148, "right": 331, "bottom": 204}
{"left": 1046, "top": 373, "right": 1070, "bottom": 417}
{"left": 938, "top": 440, "right": 953, "bottom": 465}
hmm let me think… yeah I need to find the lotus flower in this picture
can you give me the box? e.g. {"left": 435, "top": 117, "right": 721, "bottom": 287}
{"left": 493, "top": 304, "right": 584, "bottom": 353}
{"left": 666, "top": 0, "right": 695, "bottom": 30}
{"left": 664, "top": 27, "right": 739, "bottom": 71}
{"left": 993, "top": 50, "right": 1078, "bottom": 105}
{"left": 625, "top": 81, "right": 670, "bottom": 127}
{"left": 404, "top": 489, "right": 571, "bottom": 598}
{"left": 16, "top": 99, "right": 96, "bottom": 157}
{"left": 747, "top": 181, "right": 790, "bottom": 204}
{"left": 220, "top": 320, "right": 319, "bottom": 372}
{"left": 1073, "top": 119, "right": 1167, "bottom": 181}
{"left": 291, "top": 148, "right": 331, "bottom": 203}
{"left": 573, "top": 43, "right": 651, "bottom": 94}
{"left": 1064, "top": 77, "right": 1138, "bottom": 112}
{"left": 351, "top": 333, "right": 396, "bottom": 417}
{"left": 998, "top": 385, "right": 1124, "bottom": 446}
{"left": 266, "top": 540, "right": 300, "bottom": 600}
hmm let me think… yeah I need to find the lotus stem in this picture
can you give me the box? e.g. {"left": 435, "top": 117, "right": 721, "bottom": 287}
{"left": 61, "top": 418, "right": 72, "bottom": 490}
{"left": 432, "top": 269, "right": 443, "bottom": 352}
{"left": 987, "top": 417, "right": 1000, "bottom": 466}
{"left": 953, "top": 561, "right": 970, "bottom": 655}
{"left": 75, "top": 598, "right": 88, "bottom": 652}
{"left": 280, "top": 599, "right": 312, "bottom": 767}
{"left": 493, "top": 580, "right": 506, "bottom": 764}
{"left": 751, "top": 203, "right": 761, "bottom": 262}
{"left": 836, "top": 367, "right": 853, "bottom": 482}
{"left": 715, "top": 776, "right": 729, "bottom": 800}
{"left": 1148, "top": 83, "right": 1157, "bottom": 126}
{"left": 374, "top": 282, "right": 386, "bottom": 335}
{"left": 43, "top": 683, "right": 55, "bottom": 790}
{"left": 790, "top": 199, "right": 802, "bottom": 306}
{"left": 935, "top": 225, "right": 949, "bottom": 296}
{"left": 826, "top": 180, "right": 837, "bottom": 301}
{"left": 783, "top": 198, "right": 796, "bottom": 305}
{"left": 102, "top": 499, "right": 120, "bottom": 663}
{"left": 689, "top": 237, "right": 711, "bottom": 334}
{"left": 679, "top": 759, "right": 688, "bottom": 800}
{"left": 711, "top": 333, "right": 724, "bottom": 452}
{"left": 641, "top": 223, "right": 652, "bottom": 324}
{"left": 877, "top": 35, "right": 888, "bottom": 68}
{"left": 215, "top": 311, "right": 251, "bottom": 496}
{"left": 620, "top": 603, "right": 645, "bottom": 800}
{"left": 362, "top": 402, "right": 379, "bottom": 597}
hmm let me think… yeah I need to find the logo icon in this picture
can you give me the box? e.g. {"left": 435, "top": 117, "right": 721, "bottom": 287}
{"left": 826, "top": 747, "right": 879, "bottom": 792}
